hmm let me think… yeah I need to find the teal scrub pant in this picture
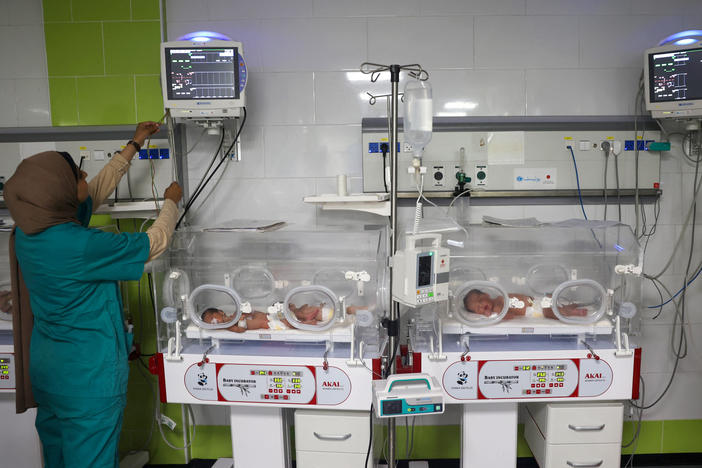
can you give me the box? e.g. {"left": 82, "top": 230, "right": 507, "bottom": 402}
{"left": 34, "top": 389, "right": 126, "bottom": 468}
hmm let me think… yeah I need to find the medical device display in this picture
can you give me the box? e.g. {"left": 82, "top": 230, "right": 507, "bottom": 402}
{"left": 160, "top": 40, "right": 247, "bottom": 118}
{"left": 392, "top": 233, "right": 450, "bottom": 307}
{"left": 373, "top": 373, "right": 444, "bottom": 418}
{"left": 644, "top": 40, "right": 702, "bottom": 118}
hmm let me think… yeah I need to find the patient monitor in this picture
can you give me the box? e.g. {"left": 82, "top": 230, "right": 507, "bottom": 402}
{"left": 392, "top": 233, "right": 450, "bottom": 307}
{"left": 160, "top": 39, "right": 247, "bottom": 119}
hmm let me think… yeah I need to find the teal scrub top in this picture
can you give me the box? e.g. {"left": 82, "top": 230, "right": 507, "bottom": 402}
{"left": 15, "top": 197, "right": 150, "bottom": 398}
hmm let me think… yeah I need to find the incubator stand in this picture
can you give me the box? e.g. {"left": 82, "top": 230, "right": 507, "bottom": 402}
{"left": 408, "top": 223, "right": 643, "bottom": 468}
{"left": 149, "top": 227, "right": 388, "bottom": 468}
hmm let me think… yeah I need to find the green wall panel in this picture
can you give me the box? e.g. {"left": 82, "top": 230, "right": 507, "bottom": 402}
{"left": 662, "top": 420, "right": 702, "bottom": 453}
{"left": 48, "top": 77, "right": 78, "bottom": 125}
{"left": 103, "top": 22, "right": 161, "bottom": 75}
{"left": 76, "top": 76, "right": 136, "bottom": 125}
{"left": 71, "top": 0, "right": 131, "bottom": 21}
{"left": 45, "top": 23, "right": 104, "bottom": 76}
{"left": 131, "top": 0, "right": 161, "bottom": 20}
{"left": 136, "top": 75, "right": 164, "bottom": 122}
{"left": 42, "top": 0, "right": 72, "bottom": 22}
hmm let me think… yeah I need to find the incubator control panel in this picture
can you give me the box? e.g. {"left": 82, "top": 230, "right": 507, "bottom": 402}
{"left": 442, "top": 358, "right": 613, "bottom": 400}
{"left": 183, "top": 363, "right": 351, "bottom": 406}
{"left": 0, "top": 354, "right": 14, "bottom": 390}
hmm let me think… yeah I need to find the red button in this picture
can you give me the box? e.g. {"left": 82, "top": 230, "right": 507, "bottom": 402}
{"left": 297, "top": 390, "right": 301, "bottom": 394}
{"left": 536, "top": 390, "right": 541, "bottom": 394}
{"left": 251, "top": 371, "right": 255, "bottom": 375}
{"left": 283, "top": 395, "right": 289, "bottom": 400}
{"left": 526, "top": 390, "right": 531, "bottom": 394}
{"left": 514, "top": 367, "right": 519, "bottom": 371}
{"left": 546, "top": 389, "right": 551, "bottom": 394}
{"left": 549, "top": 383, "right": 553, "bottom": 387}
{"left": 274, "top": 395, "right": 279, "bottom": 399}
{"left": 269, "top": 371, "right": 272, "bottom": 375}
{"left": 264, "top": 395, "right": 269, "bottom": 399}
{"left": 286, "top": 389, "right": 290, "bottom": 393}
{"left": 531, "top": 384, "right": 535, "bottom": 388}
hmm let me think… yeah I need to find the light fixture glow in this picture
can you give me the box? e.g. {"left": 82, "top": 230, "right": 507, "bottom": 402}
{"left": 444, "top": 101, "right": 478, "bottom": 110}
{"left": 436, "top": 111, "right": 468, "bottom": 117}
{"left": 177, "top": 31, "right": 233, "bottom": 42}
{"left": 675, "top": 38, "right": 698, "bottom": 45}
{"left": 658, "top": 30, "right": 702, "bottom": 46}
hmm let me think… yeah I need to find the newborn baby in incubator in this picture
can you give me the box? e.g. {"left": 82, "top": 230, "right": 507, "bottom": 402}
{"left": 201, "top": 304, "right": 363, "bottom": 332}
{"left": 463, "top": 289, "right": 588, "bottom": 320}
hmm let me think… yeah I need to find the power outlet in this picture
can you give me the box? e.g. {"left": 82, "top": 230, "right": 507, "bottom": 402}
{"left": 403, "top": 142, "right": 413, "bottom": 153}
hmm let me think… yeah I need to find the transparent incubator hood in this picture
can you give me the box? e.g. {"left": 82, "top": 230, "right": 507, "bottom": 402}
{"left": 150, "top": 226, "right": 389, "bottom": 353}
{"left": 416, "top": 222, "right": 642, "bottom": 338}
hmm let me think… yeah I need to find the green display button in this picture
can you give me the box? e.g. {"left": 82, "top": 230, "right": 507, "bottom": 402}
{"left": 428, "top": 292, "right": 434, "bottom": 297}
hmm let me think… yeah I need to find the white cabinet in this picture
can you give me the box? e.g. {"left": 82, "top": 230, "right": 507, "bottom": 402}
{"left": 525, "top": 402, "right": 623, "bottom": 468}
{"left": 295, "top": 409, "right": 373, "bottom": 468}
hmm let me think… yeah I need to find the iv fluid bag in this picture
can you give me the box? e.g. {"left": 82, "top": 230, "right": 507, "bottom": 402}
{"left": 403, "top": 79, "right": 433, "bottom": 157}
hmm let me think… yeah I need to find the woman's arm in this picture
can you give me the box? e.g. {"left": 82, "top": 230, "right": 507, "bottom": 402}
{"left": 87, "top": 122, "right": 161, "bottom": 208}
{"left": 145, "top": 183, "right": 182, "bottom": 262}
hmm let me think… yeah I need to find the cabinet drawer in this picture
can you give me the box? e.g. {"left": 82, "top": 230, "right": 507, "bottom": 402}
{"left": 527, "top": 402, "right": 623, "bottom": 444}
{"left": 296, "top": 450, "right": 372, "bottom": 468}
{"left": 295, "top": 410, "right": 370, "bottom": 453}
{"left": 545, "top": 442, "right": 621, "bottom": 468}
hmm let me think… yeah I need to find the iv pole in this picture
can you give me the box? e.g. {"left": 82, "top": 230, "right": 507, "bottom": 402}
{"left": 360, "top": 62, "right": 429, "bottom": 468}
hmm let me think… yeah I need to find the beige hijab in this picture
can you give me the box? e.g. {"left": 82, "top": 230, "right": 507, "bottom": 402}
{"left": 4, "top": 151, "right": 80, "bottom": 413}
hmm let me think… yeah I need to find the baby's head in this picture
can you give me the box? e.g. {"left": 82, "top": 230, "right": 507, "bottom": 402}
{"left": 201, "top": 308, "right": 227, "bottom": 324}
{"left": 290, "top": 303, "right": 324, "bottom": 322}
{"left": 463, "top": 289, "right": 495, "bottom": 316}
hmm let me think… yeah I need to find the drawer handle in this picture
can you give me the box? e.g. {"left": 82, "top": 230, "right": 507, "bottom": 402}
{"left": 313, "top": 432, "right": 352, "bottom": 441}
{"left": 567, "top": 461, "right": 603, "bottom": 467}
{"left": 568, "top": 424, "right": 605, "bottom": 432}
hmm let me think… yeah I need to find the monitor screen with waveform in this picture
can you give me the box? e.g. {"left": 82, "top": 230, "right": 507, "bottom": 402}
{"left": 649, "top": 47, "right": 702, "bottom": 103}
{"left": 165, "top": 47, "right": 240, "bottom": 100}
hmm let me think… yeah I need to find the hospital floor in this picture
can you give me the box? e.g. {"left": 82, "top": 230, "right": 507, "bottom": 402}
{"left": 146, "top": 455, "right": 702, "bottom": 467}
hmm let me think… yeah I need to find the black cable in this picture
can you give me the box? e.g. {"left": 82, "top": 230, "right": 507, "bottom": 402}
{"left": 365, "top": 404, "right": 374, "bottom": 468}
{"left": 183, "top": 129, "right": 225, "bottom": 213}
{"left": 176, "top": 108, "right": 247, "bottom": 229}
{"left": 380, "top": 143, "right": 389, "bottom": 193}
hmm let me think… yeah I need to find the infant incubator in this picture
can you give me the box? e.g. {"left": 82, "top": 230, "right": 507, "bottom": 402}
{"left": 151, "top": 226, "right": 389, "bottom": 360}
{"left": 410, "top": 222, "right": 642, "bottom": 353}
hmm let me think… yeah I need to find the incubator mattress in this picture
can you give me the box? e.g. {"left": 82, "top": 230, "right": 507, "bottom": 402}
{"left": 442, "top": 317, "right": 613, "bottom": 336}
{"left": 184, "top": 322, "right": 354, "bottom": 342}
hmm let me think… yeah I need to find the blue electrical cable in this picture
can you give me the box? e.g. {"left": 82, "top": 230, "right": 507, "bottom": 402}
{"left": 567, "top": 145, "right": 588, "bottom": 220}
{"left": 647, "top": 266, "right": 702, "bottom": 308}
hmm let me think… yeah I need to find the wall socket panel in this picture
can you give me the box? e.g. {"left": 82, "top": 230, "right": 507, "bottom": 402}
{"left": 362, "top": 130, "right": 660, "bottom": 194}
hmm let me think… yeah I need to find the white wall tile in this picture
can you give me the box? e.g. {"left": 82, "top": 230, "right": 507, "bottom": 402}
{"left": 368, "top": 17, "right": 474, "bottom": 69}
{"left": 314, "top": 71, "right": 392, "bottom": 124}
{"left": 419, "top": 0, "right": 526, "bottom": 16}
{"left": 431, "top": 69, "right": 526, "bottom": 116}
{"left": 656, "top": 172, "right": 682, "bottom": 225}
{"left": 682, "top": 14, "right": 702, "bottom": 29}
{"left": 6, "top": 0, "right": 43, "bottom": 25}
{"left": 633, "top": 0, "right": 702, "bottom": 15}
{"left": 641, "top": 224, "right": 678, "bottom": 275}
{"left": 185, "top": 125, "right": 265, "bottom": 181}
{"left": 640, "top": 274, "right": 684, "bottom": 325}
{"left": 3, "top": 26, "right": 47, "bottom": 78}
{"left": 165, "top": 0, "right": 211, "bottom": 21}
{"left": 526, "top": 68, "right": 640, "bottom": 115}
{"left": 580, "top": 15, "right": 683, "bottom": 68}
{"left": 209, "top": 177, "right": 318, "bottom": 226}
{"left": 638, "top": 323, "right": 702, "bottom": 374}
{"left": 246, "top": 72, "right": 314, "bottom": 125}
{"left": 526, "top": 0, "right": 631, "bottom": 15}
{"left": 263, "top": 125, "right": 361, "bottom": 177}
{"left": 166, "top": 20, "right": 265, "bottom": 72}
{"left": 15, "top": 78, "right": 50, "bottom": 126}
{"left": 260, "top": 18, "right": 366, "bottom": 71}
{"left": 475, "top": 16, "right": 580, "bottom": 68}
{"left": 639, "top": 371, "right": 702, "bottom": 420}
{"left": 207, "top": 0, "right": 314, "bottom": 19}
{"left": 0, "top": 79, "right": 17, "bottom": 127}
{"left": 313, "top": 0, "right": 421, "bottom": 17}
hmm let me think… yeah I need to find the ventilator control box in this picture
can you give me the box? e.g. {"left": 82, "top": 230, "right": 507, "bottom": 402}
{"left": 373, "top": 373, "right": 444, "bottom": 418}
{"left": 0, "top": 354, "right": 15, "bottom": 390}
